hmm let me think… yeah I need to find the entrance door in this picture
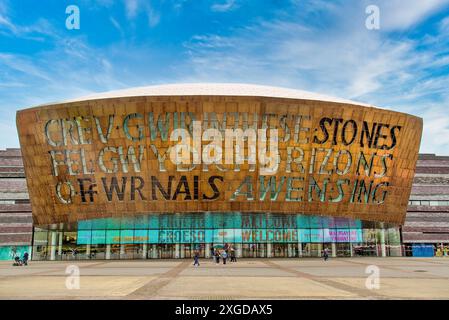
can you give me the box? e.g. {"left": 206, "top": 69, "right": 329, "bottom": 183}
{"left": 242, "top": 244, "right": 257, "bottom": 257}
{"left": 256, "top": 243, "right": 267, "bottom": 258}
{"left": 183, "top": 244, "right": 192, "bottom": 259}
{"left": 273, "top": 244, "right": 286, "bottom": 257}
{"left": 158, "top": 244, "right": 175, "bottom": 258}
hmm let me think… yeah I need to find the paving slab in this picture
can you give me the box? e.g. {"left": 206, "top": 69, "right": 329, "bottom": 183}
{"left": 1, "top": 258, "right": 449, "bottom": 299}
{"left": 155, "top": 276, "right": 357, "bottom": 299}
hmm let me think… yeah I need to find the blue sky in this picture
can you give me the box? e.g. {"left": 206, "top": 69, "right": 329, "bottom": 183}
{"left": 1, "top": 0, "right": 449, "bottom": 153}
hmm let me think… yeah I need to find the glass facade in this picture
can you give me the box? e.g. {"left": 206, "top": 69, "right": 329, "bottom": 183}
{"left": 31, "top": 212, "right": 402, "bottom": 260}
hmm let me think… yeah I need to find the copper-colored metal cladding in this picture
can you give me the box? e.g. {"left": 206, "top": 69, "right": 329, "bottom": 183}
{"left": 16, "top": 84, "right": 422, "bottom": 226}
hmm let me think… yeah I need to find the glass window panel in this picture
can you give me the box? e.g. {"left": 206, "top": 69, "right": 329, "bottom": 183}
{"left": 213, "top": 229, "right": 225, "bottom": 243}
{"left": 241, "top": 229, "right": 253, "bottom": 243}
{"left": 77, "top": 220, "right": 92, "bottom": 230}
{"left": 33, "top": 230, "right": 48, "bottom": 245}
{"left": 332, "top": 229, "right": 352, "bottom": 242}
{"left": 77, "top": 230, "right": 91, "bottom": 245}
{"left": 266, "top": 214, "right": 280, "bottom": 229}
{"left": 222, "top": 229, "right": 235, "bottom": 243}
{"left": 106, "top": 218, "right": 121, "bottom": 229}
{"left": 309, "top": 216, "right": 322, "bottom": 228}
{"left": 242, "top": 213, "right": 266, "bottom": 229}
{"left": 205, "top": 229, "right": 214, "bottom": 243}
{"left": 297, "top": 215, "right": 310, "bottom": 228}
{"left": 176, "top": 215, "right": 189, "bottom": 229}
{"left": 191, "top": 215, "right": 205, "bottom": 229}
{"left": 204, "top": 214, "right": 214, "bottom": 228}
{"left": 63, "top": 232, "right": 77, "bottom": 245}
{"left": 134, "top": 216, "right": 148, "bottom": 229}
{"left": 351, "top": 229, "right": 363, "bottom": 243}
{"left": 121, "top": 218, "right": 135, "bottom": 229}
{"left": 148, "top": 215, "right": 159, "bottom": 229}
{"left": 191, "top": 229, "right": 206, "bottom": 243}
{"left": 180, "top": 230, "right": 193, "bottom": 243}
{"left": 310, "top": 229, "right": 323, "bottom": 243}
{"left": 223, "top": 214, "right": 236, "bottom": 228}
{"left": 333, "top": 217, "right": 350, "bottom": 228}
{"left": 158, "top": 230, "right": 176, "bottom": 243}
{"left": 157, "top": 229, "right": 194, "bottom": 244}
{"left": 322, "top": 228, "right": 333, "bottom": 242}
{"left": 350, "top": 219, "right": 362, "bottom": 229}
{"left": 91, "top": 218, "right": 107, "bottom": 230}
{"left": 234, "top": 229, "right": 242, "bottom": 243}
{"left": 170, "top": 215, "right": 183, "bottom": 229}
{"left": 134, "top": 230, "right": 148, "bottom": 244}
{"left": 387, "top": 228, "right": 401, "bottom": 245}
{"left": 91, "top": 230, "right": 106, "bottom": 244}
{"left": 148, "top": 230, "right": 159, "bottom": 244}
{"left": 321, "top": 217, "right": 333, "bottom": 228}
{"left": 159, "top": 214, "right": 173, "bottom": 229}
{"left": 362, "top": 228, "right": 377, "bottom": 243}
{"left": 120, "top": 230, "right": 134, "bottom": 244}
{"left": 106, "top": 230, "right": 120, "bottom": 244}
{"left": 211, "top": 214, "right": 224, "bottom": 229}
{"left": 281, "top": 229, "right": 298, "bottom": 243}
{"left": 362, "top": 220, "right": 375, "bottom": 229}
{"left": 299, "top": 229, "right": 311, "bottom": 243}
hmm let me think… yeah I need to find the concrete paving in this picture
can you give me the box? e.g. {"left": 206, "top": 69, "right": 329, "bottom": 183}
{"left": 1, "top": 257, "right": 449, "bottom": 299}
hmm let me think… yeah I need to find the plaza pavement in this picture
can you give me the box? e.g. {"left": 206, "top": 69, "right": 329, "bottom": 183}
{"left": 1, "top": 257, "right": 449, "bottom": 299}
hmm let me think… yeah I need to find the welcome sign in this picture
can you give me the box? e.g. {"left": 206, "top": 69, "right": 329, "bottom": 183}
{"left": 76, "top": 228, "right": 363, "bottom": 245}
{"left": 17, "top": 91, "right": 422, "bottom": 225}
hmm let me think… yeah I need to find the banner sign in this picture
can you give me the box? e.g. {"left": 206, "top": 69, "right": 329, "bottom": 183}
{"left": 77, "top": 227, "right": 363, "bottom": 244}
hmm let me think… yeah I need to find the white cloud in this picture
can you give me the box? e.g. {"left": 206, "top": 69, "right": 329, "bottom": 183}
{"left": 147, "top": 6, "right": 160, "bottom": 27}
{"left": 123, "top": 0, "right": 161, "bottom": 27}
{"left": 1, "top": 0, "right": 449, "bottom": 155}
{"left": 0, "top": 13, "right": 17, "bottom": 34}
{"left": 125, "top": 0, "right": 139, "bottom": 19}
{"left": 0, "top": 53, "right": 52, "bottom": 81}
{"left": 379, "top": 0, "right": 449, "bottom": 31}
{"left": 110, "top": 16, "right": 124, "bottom": 37}
{"left": 211, "top": 0, "right": 238, "bottom": 13}
{"left": 180, "top": 1, "right": 449, "bottom": 154}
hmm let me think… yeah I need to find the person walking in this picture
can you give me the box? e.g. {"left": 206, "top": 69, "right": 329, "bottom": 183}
{"left": 230, "top": 248, "right": 236, "bottom": 262}
{"left": 215, "top": 250, "right": 220, "bottom": 265}
{"left": 193, "top": 252, "right": 200, "bottom": 267}
{"left": 323, "top": 247, "right": 329, "bottom": 261}
{"left": 222, "top": 250, "right": 228, "bottom": 265}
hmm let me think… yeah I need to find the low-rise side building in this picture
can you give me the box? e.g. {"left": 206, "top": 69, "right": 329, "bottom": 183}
{"left": 0, "top": 148, "right": 32, "bottom": 260}
{"left": 403, "top": 153, "right": 449, "bottom": 256}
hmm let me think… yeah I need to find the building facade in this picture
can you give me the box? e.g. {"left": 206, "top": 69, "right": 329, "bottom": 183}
{"left": 8, "top": 84, "right": 428, "bottom": 260}
{"left": 7, "top": 149, "right": 447, "bottom": 260}
{"left": 0, "top": 149, "right": 32, "bottom": 260}
{"left": 403, "top": 154, "right": 449, "bottom": 256}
